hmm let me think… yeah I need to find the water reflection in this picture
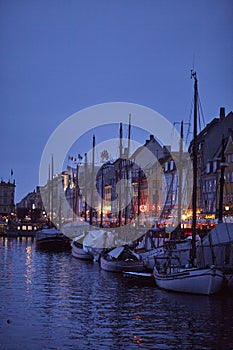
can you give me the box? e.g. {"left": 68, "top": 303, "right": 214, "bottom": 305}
{"left": 25, "top": 246, "right": 32, "bottom": 289}
{"left": 0, "top": 238, "right": 233, "bottom": 350}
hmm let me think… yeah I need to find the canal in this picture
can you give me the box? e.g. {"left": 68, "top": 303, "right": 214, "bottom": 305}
{"left": 0, "top": 237, "right": 233, "bottom": 349}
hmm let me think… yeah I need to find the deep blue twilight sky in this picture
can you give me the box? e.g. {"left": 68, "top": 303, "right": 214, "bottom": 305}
{"left": 0, "top": 0, "right": 232, "bottom": 203}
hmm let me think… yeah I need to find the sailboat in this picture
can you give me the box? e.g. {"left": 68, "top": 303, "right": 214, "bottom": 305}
{"left": 100, "top": 120, "right": 145, "bottom": 273}
{"left": 153, "top": 71, "right": 223, "bottom": 295}
{"left": 36, "top": 156, "right": 71, "bottom": 251}
{"left": 196, "top": 136, "right": 233, "bottom": 293}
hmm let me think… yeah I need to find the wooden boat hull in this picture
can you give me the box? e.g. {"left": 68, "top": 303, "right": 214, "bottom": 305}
{"left": 35, "top": 237, "right": 71, "bottom": 251}
{"left": 154, "top": 267, "right": 223, "bottom": 295}
{"left": 35, "top": 228, "right": 71, "bottom": 251}
{"left": 100, "top": 256, "right": 144, "bottom": 273}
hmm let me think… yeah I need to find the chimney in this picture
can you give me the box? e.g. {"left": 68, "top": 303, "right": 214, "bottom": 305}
{"left": 220, "top": 107, "right": 225, "bottom": 120}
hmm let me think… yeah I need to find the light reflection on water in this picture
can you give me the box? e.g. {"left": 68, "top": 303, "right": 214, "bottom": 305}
{"left": 0, "top": 237, "right": 233, "bottom": 350}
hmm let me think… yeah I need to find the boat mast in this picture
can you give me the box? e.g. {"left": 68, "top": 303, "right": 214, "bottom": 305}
{"left": 90, "top": 135, "right": 95, "bottom": 226}
{"left": 137, "top": 168, "right": 141, "bottom": 228}
{"left": 177, "top": 120, "right": 184, "bottom": 237}
{"left": 100, "top": 164, "right": 104, "bottom": 228}
{"left": 48, "top": 163, "right": 51, "bottom": 223}
{"left": 84, "top": 152, "right": 87, "bottom": 222}
{"left": 118, "top": 123, "right": 123, "bottom": 227}
{"left": 124, "top": 114, "right": 131, "bottom": 225}
{"left": 218, "top": 136, "right": 226, "bottom": 223}
{"left": 51, "top": 154, "right": 54, "bottom": 223}
{"left": 191, "top": 70, "right": 198, "bottom": 266}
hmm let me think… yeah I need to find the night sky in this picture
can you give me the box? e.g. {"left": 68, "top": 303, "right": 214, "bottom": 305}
{"left": 0, "top": 0, "right": 232, "bottom": 202}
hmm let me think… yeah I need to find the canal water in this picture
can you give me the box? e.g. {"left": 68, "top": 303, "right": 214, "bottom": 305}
{"left": 0, "top": 237, "right": 233, "bottom": 350}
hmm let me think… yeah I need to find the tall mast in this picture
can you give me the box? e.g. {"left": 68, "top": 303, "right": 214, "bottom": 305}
{"left": 191, "top": 70, "right": 198, "bottom": 265}
{"left": 84, "top": 153, "right": 88, "bottom": 222}
{"left": 118, "top": 123, "right": 123, "bottom": 227}
{"left": 75, "top": 161, "right": 80, "bottom": 217}
{"left": 90, "top": 135, "right": 95, "bottom": 226}
{"left": 177, "top": 121, "right": 183, "bottom": 237}
{"left": 137, "top": 168, "right": 141, "bottom": 227}
{"left": 48, "top": 163, "right": 51, "bottom": 222}
{"left": 124, "top": 114, "right": 131, "bottom": 225}
{"left": 127, "top": 113, "right": 131, "bottom": 157}
{"left": 51, "top": 154, "right": 54, "bottom": 222}
{"left": 218, "top": 136, "right": 226, "bottom": 223}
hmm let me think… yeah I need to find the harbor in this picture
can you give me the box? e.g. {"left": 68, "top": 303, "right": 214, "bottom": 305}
{"left": 1, "top": 1, "right": 232, "bottom": 349}
{"left": 1, "top": 236, "right": 233, "bottom": 350}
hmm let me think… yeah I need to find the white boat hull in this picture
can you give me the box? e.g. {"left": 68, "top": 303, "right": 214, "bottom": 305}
{"left": 71, "top": 242, "right": 93, "bottom": 260}
{"left": 154, "top": 267, "right": 223, "bottom": 295}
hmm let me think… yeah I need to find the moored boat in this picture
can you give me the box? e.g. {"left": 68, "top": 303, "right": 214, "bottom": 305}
{"left": 100, "top": 246, "right": 144, "bottom": 273}
{"left": 35, "top": 227, "right": 71, "bottom": 251}
{"left": 71, "top": 235, "right": 93, "bottom": 260}
{"left": 196, "top": 223, "right": 233, "bottom": 293}
{"left": 153, "top": 71, "right": 224, "bottom": 295}
{"left": 153, "top": 257, "right": 223, "bottom": 295}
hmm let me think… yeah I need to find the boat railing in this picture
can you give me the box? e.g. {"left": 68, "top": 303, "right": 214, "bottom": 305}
{"left": 154, "top": 256, "right": 182, "bottom": 274}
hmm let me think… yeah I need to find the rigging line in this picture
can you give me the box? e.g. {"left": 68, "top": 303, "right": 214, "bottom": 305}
{"left": 197, "top": 99, "right": 204, "bottom": 133}
{"left": 198, "top": 102, "right": 202, "bottom": 133}
{"left": 185, "top": 98, "right": 193, "bottom": 145}
{"left": 198, "top": 95, "right": 206, "bottom": 128}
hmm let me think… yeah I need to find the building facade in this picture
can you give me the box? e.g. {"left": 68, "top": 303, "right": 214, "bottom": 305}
{"left": 0, "top": 180, "right": 15, "bottom": 217}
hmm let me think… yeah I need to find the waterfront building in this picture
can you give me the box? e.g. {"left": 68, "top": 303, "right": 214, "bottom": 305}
{"left": 0, "top": 179, "right": 15, "bottom": 217}
{"left": 16, "top": 186, "right": 43, "bottom": 221}
{"left": 189, "top": 108, "right": 233, "bottom": 217}
{"left": 224, "top": 134, "right": 233, "bottom": 216}
{"left": 130, "top": 135, "right": 168, "bottom": 219}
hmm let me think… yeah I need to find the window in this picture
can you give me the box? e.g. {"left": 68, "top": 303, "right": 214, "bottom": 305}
{"left": 170, "top": 160, "right": 174, "bottom": 171}
{"left": 206, "top": 163, "right": 210, "bottom": 174}
{"left": 213, "top": 161, "right": 217, "bottom": 173}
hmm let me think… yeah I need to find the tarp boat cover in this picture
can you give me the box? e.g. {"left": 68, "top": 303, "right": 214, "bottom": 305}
{"left": 197, "top": 223, "right": 233, "bottom": 268}
{"left": 83, "top": 230, "right": 115, "bottom": 249}
{"left": 201, "top": 223, "right": 233, "bottom": 245}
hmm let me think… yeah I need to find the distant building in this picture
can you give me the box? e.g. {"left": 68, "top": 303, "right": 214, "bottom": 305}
{"left": 0, "top": 180, "right": 15, "bottom": 217}
{"left": 16, "top": 186, "right": 43, "bottom": 222}
{"left": 189, "top": 108, "right": 233, "bottom": 217}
